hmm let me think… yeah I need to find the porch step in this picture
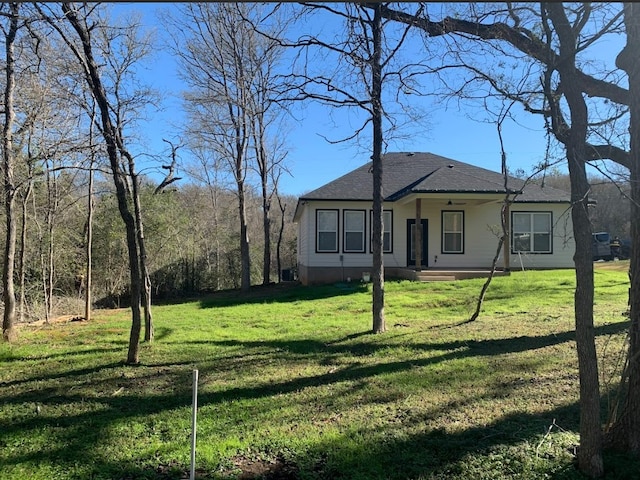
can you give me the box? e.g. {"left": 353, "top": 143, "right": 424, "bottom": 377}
{"left": 386, "top": 267, "right": 510, "bottom": 282}
{"left": 415, "top": 273, "right": 457, "bottom": 282}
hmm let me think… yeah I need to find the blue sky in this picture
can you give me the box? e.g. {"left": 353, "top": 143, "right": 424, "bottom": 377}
{"left": 114, "top": 3, "right": 586, "bottom": 197}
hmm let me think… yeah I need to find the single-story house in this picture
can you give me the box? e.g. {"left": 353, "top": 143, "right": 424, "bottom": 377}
{"left": 293, "top": 152, "right": 575, "bottom": 285}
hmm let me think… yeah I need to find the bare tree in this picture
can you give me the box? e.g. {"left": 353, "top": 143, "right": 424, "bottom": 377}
{"left": 376, "top": 2, "right": 635, "bottom": 474}
{"left": 40, "top": 2, "right": 156, "bottom": 363}
{"left": 1, "top": 2, "right": 20, "bottom": 342}
{"left": 608, "top": 2, "right": 640, "bottom": 457}
{"left": 167, "top": 3, "right": 291, "bottom": 291}
{"left": 264, "top": 2, "right": 426, "bottom": 333}
{"left": 181, "top": 142, "right": 227, "bottom": 291}
{"left": 168, "top": 3, "right": 258, "bottom": 292}
{"left": 84, "top": 103, "right": 97, "bottom": 323}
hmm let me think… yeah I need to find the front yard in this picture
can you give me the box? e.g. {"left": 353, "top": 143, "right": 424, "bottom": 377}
{"left": 0, "top": 264, "right": 636, "bottom": 479}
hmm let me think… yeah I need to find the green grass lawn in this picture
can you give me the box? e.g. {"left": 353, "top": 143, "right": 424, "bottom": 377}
{"left": 1, "top": 264, "right": 637, "bottom": 479}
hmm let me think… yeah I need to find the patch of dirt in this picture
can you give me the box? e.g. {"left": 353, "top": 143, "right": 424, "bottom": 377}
{"left": 594, "top": 259, "right": 630, "bottom": 272}
{"left": 24, "top": 315, "right": 86, "bottom": 328}
{"left": 230, "top": 455, "right": 300, "bottom": 480}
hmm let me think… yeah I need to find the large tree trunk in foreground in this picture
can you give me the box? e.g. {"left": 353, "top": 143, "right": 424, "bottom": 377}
{"left": 2, "top": 3, "right": 19, "bottom": 343}
{"left": 546, "top": 4, "right": 603, "bottom": 476}
{"left": 129, "top": 166, "right": 153, "bottom": 342}
{"left": 61, "top": 3, "right": 143, "bottom": 364}
{"left": 371, "top": 3, "right": 385, "bottom": 334}
{"left": 606, "top": 2, "right": 640, "bottom": 454}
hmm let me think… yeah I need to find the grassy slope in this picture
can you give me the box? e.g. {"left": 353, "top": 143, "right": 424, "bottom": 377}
{"left": 0, "top": 264, "right": 636, "bottom": 479}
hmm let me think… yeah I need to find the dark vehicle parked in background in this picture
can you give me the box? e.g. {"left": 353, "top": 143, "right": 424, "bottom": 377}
{"left": 592, "top": 232, "right": 631, "bottom": 261}
{"left": 592, "top": 232, "right": 612, "bottom": 261}
{"left": 620, "top": 239, "right": 631, "bottom": 260}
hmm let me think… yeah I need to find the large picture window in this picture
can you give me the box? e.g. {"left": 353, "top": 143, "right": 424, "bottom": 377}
{"left": 344, "top": 210, "right": 365, "bottom": 253}
{"left": 370, "top": 210, "right": 393, "bottom": 253}
{"left": 512, "top": 212, "right": 552, "bottom": 253}
{"left": 442, "top": 211, "right": 464, "bottom": 253}
{"left": 316, "top": 209, "right": 338, "bottom": 253}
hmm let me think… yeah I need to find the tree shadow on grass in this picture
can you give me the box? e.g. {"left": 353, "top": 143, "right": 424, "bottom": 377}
{"left": 4, "top": 388, "right": 637, "bottom": 479}
{"left": 199, "top": 282, "right": 370, "bottom": 309}
{"left": 178, "top": 320, "right": 629, "bottom": 363}
{"left": 0, "top": 320, "right": 633, "bottom": 479}
{"left": 0, "top": 346, "right": 125, "bottom": 363}
{"left": 136, "top": 281, "right": 370, "bottom": 310}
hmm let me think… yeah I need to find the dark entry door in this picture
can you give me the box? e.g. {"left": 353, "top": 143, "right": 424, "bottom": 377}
{"left": 406, "top": 219, "right": 428, "bottom": 267}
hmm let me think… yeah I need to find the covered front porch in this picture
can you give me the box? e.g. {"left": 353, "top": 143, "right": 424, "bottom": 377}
{"left": 394, "top": 192, "right": 512, "bottom": 272}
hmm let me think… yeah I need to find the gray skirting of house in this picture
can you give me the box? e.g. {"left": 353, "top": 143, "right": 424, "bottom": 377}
{"left": 298, "top": 264, "right": 511, "bottom": 285}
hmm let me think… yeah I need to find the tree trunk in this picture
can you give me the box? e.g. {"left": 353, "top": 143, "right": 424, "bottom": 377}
{"left": 371, "top": 3, "right": 385, "bottom": 334}
{"left": 85, "top": 163, "right": 93, "bottom": 322}
{"left": 238, "top": 178, "right": 251, "bottom": 292}
{"left": 469, "top": 233, "right": 504, "bottom": 324}
{"left": 2, "top": 3, "right": 19, "bottom": 343}
{"left": 469, "top": 122, "right": 512, "bottom": 324}
{"left": 568, "top": 144, "right": 603, "bottom": 476}
{"left": 262, "top": 179, "right": 271, "bottom": 286}
{"left": 18, "top": 171, "right": 33, "bottom": 324}
{"left": 45, "top": 162, "right": 57, "bottom": 322}
{"left": 276, "top": 192, "right": 286, "bottom": 282}
{"left": 546, "top": 4, "right": 603, "bottom": 475}
{"left": 129, "top": 168, "right": 153, "bottom": 342}
{"left": 606, "top": 2, "right": 640, "bottom": 454}
{"left": 60, "top": 3, "right": 143, "bottom": 364}
{"left": 256, "top": 129, "right": 272, "bottom": 286}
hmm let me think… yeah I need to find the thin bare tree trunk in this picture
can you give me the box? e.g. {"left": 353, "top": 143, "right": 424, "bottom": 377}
{"left": 58, "top": 3, "right": 143, "bottom": 364}
{"left": 276, "top": 192, "right": 286, "bottom": 282}
{"left": 85, "top": 162, "right": 93, "bottom": 322}
{"left": 130, "top": 169, "right": 153, "bottom": 342}
{"left": 261, "top": 176, "right": 271, "bottom": 286}
{"left": 469, "top": 235, "right": 505, "bottom": 324}
{"left": 18, "top": 167, "right": 33, "bottom": 324}
{"left": 45, "top": 161, "right": 58, "bottom": 321}
{"left": 2, "top": 3, "right": 19, "bottom": 342}
{"left": 469, "top": 107, "right": 513, "bottom": 324}
{"left": 238, "top": 178, "right": 251, "bottom": 292}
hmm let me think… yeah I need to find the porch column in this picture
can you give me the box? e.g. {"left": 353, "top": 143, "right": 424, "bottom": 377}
{"left": 503, "top": 202, "right": 510, "bottom": 271}
{"left": 415, "top": 198, "right": 422, "bottom": 271}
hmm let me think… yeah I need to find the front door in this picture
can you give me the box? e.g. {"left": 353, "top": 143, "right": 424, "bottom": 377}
{"left": 407, "top": 219, "right": 428, "bottom": 267}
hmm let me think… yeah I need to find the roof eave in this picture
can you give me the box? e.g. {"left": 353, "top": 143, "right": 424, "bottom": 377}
{"left": 389, "top": 188, "right": 523, "bottom": 201}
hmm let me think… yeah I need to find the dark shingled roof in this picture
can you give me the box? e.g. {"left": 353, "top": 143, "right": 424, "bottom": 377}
{"left": 300, "top": 152, "right": 570, "bottom": 203}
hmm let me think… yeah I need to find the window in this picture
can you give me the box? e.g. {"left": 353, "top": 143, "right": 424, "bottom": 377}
{"left": 370, "top": 210, "right": 393, "bottom": 253}
{"left": 512, "top": 212, "right": 552, "bottom": 253}
{"left": 442, "top": 211, "right": 464, "bottom": 253}
{"left": 344, "top": 210, "right": 365, "bottom": 253}
{"left": 316, "top": 210, "right": 338, "bottom": 252}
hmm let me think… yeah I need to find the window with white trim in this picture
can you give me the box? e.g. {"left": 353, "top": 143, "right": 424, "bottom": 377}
{"left": 442, "top": 211, "right": 464, "bottom": 253}
{"left": 512, "top": 212, "right": 552, "bottom": 253}
{"left": 344, "top": 210, "right": 365, "bottom": 253}
{"left": 370, "top": 210, "right": 393, "bottom": 253}
{"left": 316, "top": 210, "right": 338, "bottom": 252}
{"left": 382, "top": 210, "right": 392, "bottom": 252}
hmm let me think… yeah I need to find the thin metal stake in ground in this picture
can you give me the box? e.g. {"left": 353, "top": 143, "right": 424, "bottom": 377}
{"left": 190, "top": 369, "right": 199, "bottom": 480}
